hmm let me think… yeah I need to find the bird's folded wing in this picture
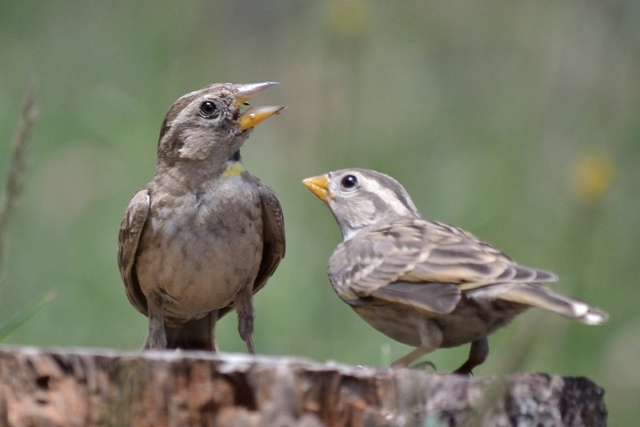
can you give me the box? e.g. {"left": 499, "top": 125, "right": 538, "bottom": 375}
{"left": 253, "top": 178, "right": 286, "bottom": 292}
{"left": 406, "top": 219, "right": 558, "bottom": 285}
{"left": 117, "top": 187, "right": 151, "bottom": 316}
{"left": 370, "top": 281, "right": 461, "bottom": 314}
{"left": 328, "top": 232, "right": 425, "bottom": 300}
{"left": 455, "top": 264, "right": 558, "bottom": 291}
{"left": 329, "top": 219, "right": 558, "bottom": 302}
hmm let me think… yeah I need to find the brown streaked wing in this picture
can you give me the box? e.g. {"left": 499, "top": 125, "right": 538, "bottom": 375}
{"left": 406, "top": 219, "right": 558, "bottom": 287}
{"left": 329, "top": 218, "right": 557, "bottom": 301}
{"left": 117, "top": 187, "right": 151, "bottom": 315}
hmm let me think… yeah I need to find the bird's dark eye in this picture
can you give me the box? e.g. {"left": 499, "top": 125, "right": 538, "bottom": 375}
{"left": 341, "top": 174, "right": 358, "bottom": 188}
{"left": 199, "top": 101, "right": 218, "bottom": 118}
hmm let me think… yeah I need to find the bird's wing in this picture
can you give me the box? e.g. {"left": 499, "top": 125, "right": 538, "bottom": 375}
{"left": 328, "top": 218, "right": 556, "bottom": 314}
{"left": 328, "top": 220, "right": 462, "bottom": 313}
{"left": 406, "top": 219, "right": 558, "bottom": 288}
{"left": 218, "top": 177, "right": 285, "bottom": 319}
{"left": 369, "top": 281, "right": 461, "bottom": 314}
{"left": 252, "top": 178, "right": 286, "bottom": 292}
{"left": 398, "top": 220, "right": 608, "bottom": 324}
{"left": 117, "top": 187, "right": 151, "bottom": 316}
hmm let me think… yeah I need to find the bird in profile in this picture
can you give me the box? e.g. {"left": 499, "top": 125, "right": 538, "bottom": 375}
{"left": 118, "top": 82, "right": 285, "bottom": 352}
{"left": 303, "top": 168, "right": 607, "bottom": 374}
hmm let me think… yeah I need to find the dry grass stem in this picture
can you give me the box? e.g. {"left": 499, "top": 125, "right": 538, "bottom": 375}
{"left": 0, "top": 88, "right": 37, "bottom": 271}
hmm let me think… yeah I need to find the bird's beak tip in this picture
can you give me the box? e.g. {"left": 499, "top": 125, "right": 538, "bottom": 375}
{"left": 233, "top": 82, "right": 284, "bottom": 130}
{"left": 233, "top": 82, "right": 279, "bottom": 107}
{"left": 237, "top": 105, "right": 286, "bottom": 131}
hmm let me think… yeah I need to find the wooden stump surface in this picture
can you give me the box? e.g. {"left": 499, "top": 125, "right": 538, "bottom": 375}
{"left": 0, "top": 347, "right": 606, "bottom": 426}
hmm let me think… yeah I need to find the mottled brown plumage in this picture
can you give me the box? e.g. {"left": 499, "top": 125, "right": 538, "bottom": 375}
{"left": 118, "top": 82, "right": 285, "bottom": 352}
{"left": 303, "top": 168, "right": 607, "bottom": 374}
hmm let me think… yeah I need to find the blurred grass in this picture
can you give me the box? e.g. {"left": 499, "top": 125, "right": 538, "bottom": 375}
{"left": 0, "top": 88, "right": 56, "bottom": 340}
{"left": 1, "top": 1, "right": 639, "bottom": 424}
{"left": 0, "top": 88, "right": 37, "bottom": 270}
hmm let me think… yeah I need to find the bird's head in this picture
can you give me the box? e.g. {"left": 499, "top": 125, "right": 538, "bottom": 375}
{"left": 157, "top": 82, "right": 284, "bottom": 165}
{"left": 303, "top": 168, "right": 422, "bottom": 240}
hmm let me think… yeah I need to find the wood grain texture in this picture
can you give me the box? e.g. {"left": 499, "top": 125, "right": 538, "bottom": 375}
{"left": 0, "top": 347, "right": 606, "bottom": 426}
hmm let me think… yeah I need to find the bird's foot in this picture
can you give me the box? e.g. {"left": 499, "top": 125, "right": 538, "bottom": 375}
{"left": 411, "top": 360, "right": 437, "bottom": 372}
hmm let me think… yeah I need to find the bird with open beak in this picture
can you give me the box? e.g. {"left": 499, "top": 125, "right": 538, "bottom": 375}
{"left": 118, "top": 82, "right": 286, "bottom": 352}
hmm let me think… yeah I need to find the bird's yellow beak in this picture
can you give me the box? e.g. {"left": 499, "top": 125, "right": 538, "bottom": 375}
{"left": 303, "top": 175, "right": 331, "bottom": 203}
{"left": 233, "top": 82, "right": 286, "bottom": 131}
{"left": 237, "top": 106, "right": 286, "bottom": 131}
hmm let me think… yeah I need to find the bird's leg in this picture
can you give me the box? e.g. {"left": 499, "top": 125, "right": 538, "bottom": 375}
{"left": 235, "top": 286, "right": 255, "bottom": 354}
{"left": 409, "top": 359, "right": 438, "bottom": 371}
{"left": 210, "top": 310, "right": 219, "bottom": 352}
{"left": 453, "top": 337, "right": 489, "bottom": 375}
{"left": 391, "top": 320, "right": 442, "bottom": 368}
{"left": 391, "top": 347, "right": 431, "bottom": 368}
{"left": 145, "top": 292, "right": 167, "bottom": 350}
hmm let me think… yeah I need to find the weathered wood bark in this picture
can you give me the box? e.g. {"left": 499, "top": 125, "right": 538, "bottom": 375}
{"left": 0, "top": 347, "right": 606, "bottom": 427}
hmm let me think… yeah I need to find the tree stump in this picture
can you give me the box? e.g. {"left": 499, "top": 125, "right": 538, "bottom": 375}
{"left": 0, "top": 347, "right": 606, "bottom": 426}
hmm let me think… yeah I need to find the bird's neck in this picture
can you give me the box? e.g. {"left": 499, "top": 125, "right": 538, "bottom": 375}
{"left": 154, "top": 151, "right": 245, "bottom": 192}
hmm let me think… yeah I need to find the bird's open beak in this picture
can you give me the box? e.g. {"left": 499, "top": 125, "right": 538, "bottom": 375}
{"left": 303, "top": 175, "right": 331, "bottom": 203}
{"left": 233, "top": 82, "right": 286, "bottom": 131}
{"left": 233, "top": 82, "right": 278, "bottom": 106}
{"left": 237, "top": 106, "right": 286, "bottom": 131}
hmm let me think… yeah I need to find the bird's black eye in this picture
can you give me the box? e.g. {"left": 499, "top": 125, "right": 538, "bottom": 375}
{"left": 341, "top": 174, "right": 358, "bottom": 188}
{"left": 199, "top": 101, "right": 218, "bottom": 118}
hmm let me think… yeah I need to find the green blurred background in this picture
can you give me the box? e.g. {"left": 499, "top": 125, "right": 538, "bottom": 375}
{"left": 1, "top": 1, "right": 638, "bottom": 423}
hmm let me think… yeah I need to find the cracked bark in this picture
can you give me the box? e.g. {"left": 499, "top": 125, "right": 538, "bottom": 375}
{"left": 0, "top": 347, "right": 606, "bottom": 427}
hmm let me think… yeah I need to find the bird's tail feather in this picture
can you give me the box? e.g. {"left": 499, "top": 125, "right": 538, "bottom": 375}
{"left": 143, "top": 312, "right": 217, "bottom": 350}
{"left": 497, "top": 283, "right": 608, "bottom": 325}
